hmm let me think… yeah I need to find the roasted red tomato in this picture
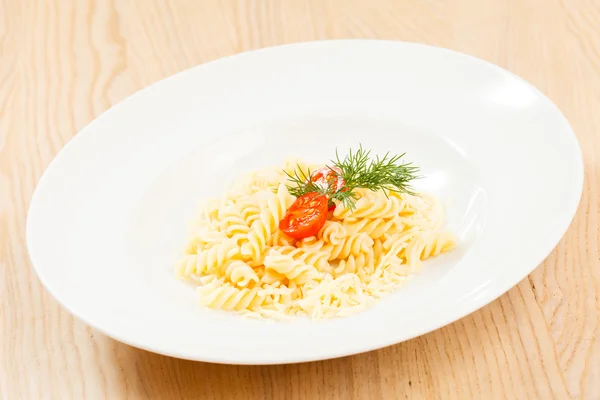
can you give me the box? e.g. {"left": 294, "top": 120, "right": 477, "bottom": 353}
{"left": 310, "top": 166, "right": 345, "bottom": 193}
{"left": 279, "top": 192, "right": 328, "bottom": 239}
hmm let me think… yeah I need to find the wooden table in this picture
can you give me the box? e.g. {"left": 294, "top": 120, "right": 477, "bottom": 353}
{"left": 1, "top": 0, "right": 598, "bottom": 398}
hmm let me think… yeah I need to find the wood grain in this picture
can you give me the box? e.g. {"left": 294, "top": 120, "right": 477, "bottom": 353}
{"left": 1, "top": 0, "right": 599, "bottom": 398}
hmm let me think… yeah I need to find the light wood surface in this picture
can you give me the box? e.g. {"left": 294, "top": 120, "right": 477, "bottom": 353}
{"left": 1, "top": 0, "right": 599, "bottom": 398}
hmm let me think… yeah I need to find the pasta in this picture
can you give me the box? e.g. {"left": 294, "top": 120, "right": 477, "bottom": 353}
{"left": 197, "top": 277, "right": 266, "bottom": 311}
{"left": 177, "top": 160, "right": 457, "bottom": 320}
{"left": 241, "top": 185, "right": 295, "bottom": 266}
{"left": 263, "top": 249, "right": 322, "bottom": 285}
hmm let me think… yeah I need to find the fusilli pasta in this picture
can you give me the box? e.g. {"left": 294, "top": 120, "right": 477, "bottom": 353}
{"left": 177, "top": 159, "right": 457, "bottom": 319}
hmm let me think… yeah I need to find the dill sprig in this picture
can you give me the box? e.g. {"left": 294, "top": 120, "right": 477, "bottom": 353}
{"left": 284, "top": 145, "right": 420, "bottom": 210}
{"left": 283, "top": 167, "right": 323, "bottom": 199}
{"left": 333, "top": 145, "right": 420, "bottom": 196}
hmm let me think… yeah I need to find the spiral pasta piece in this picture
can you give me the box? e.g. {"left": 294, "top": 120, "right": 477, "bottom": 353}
{"left": 178, "top": 239, "right": 240, "bottom": 277}
{"left": 404, "top": 231, "right": 456, "bottom": 266}
{"left": 342, "top": 216, "right": 401, "bottom": 240}
{"left": 319, "top": 221, "right": 347, "bottom": 245}
{"left": 196, "top": 198, "right": 226, "bottom": 223}
{"left": 382, "top": 230, "right": 418, "bottom": 253}
{"left": 269, "top": 230, "right": 296, "bottom": 247}
{"left": 333, "top": 249, "right": 375, "bottom": 275}
{"left": 260, "top": 267, "right": 287, "bottom": 285}
{"left": 235, "top": 197, "right": 261, "bottom": 226}
{"left": 217, "top": 205, "right": 251, "bottom": 243}
{"left": 333, "top": 189, "right": 404, "bottom": 220}
{"left": 322, "top": 233, "right": 374, "bottom": 261}
{"left": 222, "top": 260, "right": 259, "bottom": 287}
{"left": 372, "top": 238, "right": 384, "bottom": 263}
{"left": 241, "top": 213, "right": 275, "bottom": 265}
{"left": 297, "top": 236, "right": 327, "bottom": 252}
{"left": 264, "top": 250, "right": 322, "bottom": 284}
{"left": 198, "top": 278, "right": 266, "bottom": 311}
{"left": 270, "top": 245, "right": 331, "bottom": 272}
{"left": 241, "top": 185, "right": 295, "bottom": 265}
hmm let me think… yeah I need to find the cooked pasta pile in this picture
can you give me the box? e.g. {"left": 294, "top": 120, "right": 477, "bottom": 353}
{"left": 177, "top": 160, "right": 457, "bottom": 319}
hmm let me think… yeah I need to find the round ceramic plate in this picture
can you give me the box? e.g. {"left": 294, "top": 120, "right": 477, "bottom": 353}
{"left": 27, "top": 40, "right": 583, "bottom": 364}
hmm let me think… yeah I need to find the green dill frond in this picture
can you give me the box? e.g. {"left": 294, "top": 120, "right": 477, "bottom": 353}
{"left": 330, "top": 189, "right": 358, "bottom": 210}
{"left": 284, "top": 165, "right": 324, "bottom": 198}
{"left": 283, "top": 146, "right": 420, "bottom": 209}
{"left": 332, "top": 145, "right": 420, "bottom": 194}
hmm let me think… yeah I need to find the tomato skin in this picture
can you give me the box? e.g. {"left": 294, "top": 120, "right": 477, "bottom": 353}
{"left": 280, "top": 167, "right": 345, "bottom": 239}
{"left": 279, "top": 193, "right": 328, "bottom": 239}
{"left": 311, "top": 166, "right": 345, "bottom": 193}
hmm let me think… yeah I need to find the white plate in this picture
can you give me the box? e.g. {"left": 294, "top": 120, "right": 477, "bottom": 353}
{"left": 26, "top": 40, "right": 583, "bottom": 364}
